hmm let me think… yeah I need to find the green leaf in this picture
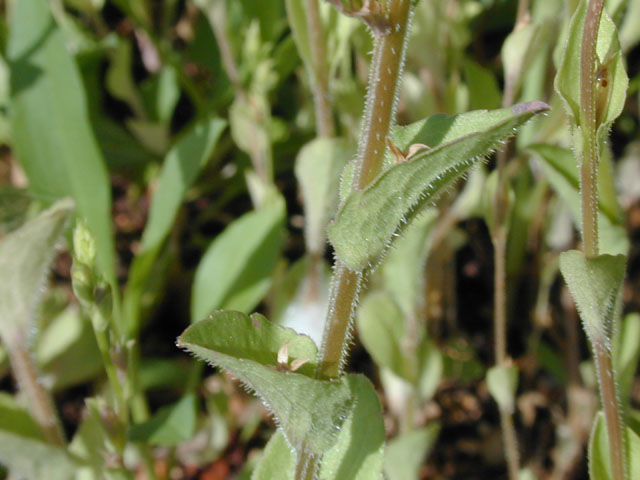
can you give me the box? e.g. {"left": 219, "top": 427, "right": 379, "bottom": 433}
{"left": 0, "top": 393, "right": 76, "bottom": 479}
{"left": 383, "top": 424, "right": 440, "bottom": 480}
{"left": 180, "top": 310, "right": 319, "bottom": 376}
{"left": 328, "top": 101, "right": 549, "bottom": 271}
{"left": 463, "top": 59, "right": 501, "bottom": 110}
{"left": 357, "top": 291, "right": 407, "bottom": 380}
{"left": 191, "top": 197, "right": 285, "bottom": 322}
{"left": 8, "top": 0, "right": 117, "bottom": 288}
{"left": 252, "top": 376, "right": 386, "bottom": 480}
{"left": 559, "top": 250, "right": 626, "bottom": 345}
{"left": 379, "top": 209, "right": 437, "bottom": 319}
{"left": 141, "top": 117, "right": 226, "bottom": 253}
{"left": 614, "top": 313, "right": 640, "bottom": 413}
{"left": 295, "top": 137, "right": 352, "bottom": 255}
{"left": 178, "top": 312, "right": 352, "bottom": 455}
{"left": 252, "top": 431, "right": 295, "bottom": 480}
{"left": 129, "top": 394, "right": 198, "bottom": 446}
{"left": 588, "top": 411, "right": 640, "bottom": 479}
{"left": 0, "top": 199, "right": 73, "bottom": 343}
{"left": 36, "top": 307, "right": 103, "bottom": 391}
{"left": 530, "top": 143, "right": 628, "bottom": 255}
{"left": 555, "top": 0, "right": 628, "bottom": 135}
{"left": 318, "top": 375, "right": 385, "bottom": 480}
{"left": 486, "top": 364, "right": 519, "bottom": 414}
{"left": 501, "top": 23, "right": 542, "bottom": 101}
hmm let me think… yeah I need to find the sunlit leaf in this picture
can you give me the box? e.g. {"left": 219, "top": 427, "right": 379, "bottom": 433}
{"left": 191, "top": 197, "right": 285, "bottom": 322}
{"left": 8, "top": 0, "right": 117, "bottom": 289}
{"left": 329, "top": 102, "right": 549, "bottom": 271}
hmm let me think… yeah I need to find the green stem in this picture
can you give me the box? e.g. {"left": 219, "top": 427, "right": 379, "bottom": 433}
{"left": 305, "top": 0, "right": 335, "bottom": 138}
{"left": 579, "top": 1, "right": 625, "bottom": 479}
{"left": 316, "top": 0, "right": 415, "bottom": 380}
{"left": 298, "top": 3, "right": 414, "bottom": 476}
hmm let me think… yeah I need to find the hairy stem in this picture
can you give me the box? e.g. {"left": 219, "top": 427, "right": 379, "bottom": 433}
{"left": 315, "top": 0, "right": 415, "bottom": 382}
{"left": 579, "top": 1, "right": 625, "bottom": 479}
{"left": 490, "top": 0, "right": 531, "bottom": 475}
{"left": 306, "top": 0, "right": 335, "bottom": 138}
{"left": 8, "top": 337, "right": 65, "bottom": 446}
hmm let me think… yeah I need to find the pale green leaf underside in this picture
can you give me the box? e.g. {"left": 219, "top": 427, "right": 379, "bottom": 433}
{"left": 486, "top": 365, "right": 519, "bottom": 413}
{"left": 357, "top": 291, "right": 407, "bottom": 380}
{"left": 252, "top": 431, "right": 295, "bottom": 480}
{"left": 383, "top": 424, "right": 440, "bottom": 480}
{"left": 0, "top": 199, "right": 73, "bottom": 341}
{"left": 615, "top": 313, "right": 640, "bottom": 412}
{"left": 8, "top": 0, "right": 117, "bottom": 286}
{"left": 295, "top": 137, "right": 352, "bottom": 254}
{"left": 589, "top": 411, "right": 640, "bottom": 479}
{"left": 329, "top": 101, "right": 549, "bottom": 271}
{"left": 252, "top": 375, "right": 385, "bottom": 480}
{"left": 191, "top": 197, "right": 285, "bottom": 322}
{"left": 559, "top": 250, "right": 626, "bottom": 345}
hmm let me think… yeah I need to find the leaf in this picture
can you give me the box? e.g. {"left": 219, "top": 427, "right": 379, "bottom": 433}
{"left": 588, "top": 411, "right": 640, "bottom": 479}
{"left": 36, "top": 307, "right": 103, "bottom": 391}
{"left": 178, "top": 312, "right": 352, "bottom": 455}
{"left": 328, "top": 101, "right": 549, "bottom": 271}
{"left": 295, "top": 137, "right": 352, "bottom": 255}
{"left": 463, "top": 59, "right": 501, "bottom": 110}
{"left": 379, "top": 209, "right": 437, "bottom": 319}
{"left": 252, "top": 431, "right": 295, "bottom": 480}
{"left": 383, "top": 424, "right": 440, "bottom": 480}
{"left": 486, "top": 364, "right": 519, "bottom": 414}
{"left": 614, "top": 313, "right": 640, "bottom": 413}
{"left": 357, "top": 291, "right": 408, "bottom": 380}
{"left": 0, "top": 393, "right": 77, "bottom": 479}
{"left": 555, "top": 0, "right": 628, "bottom": 135}
{"left": 501, "top": 23, "right": 542, "bottom": 99}
{"left": 141, "top": 117, "right": 226, "bottom": 253}
{"left": 251, "top": 376, "right": 386, "bottom": 480}
{"left": 318, "top": 375, "right": 385, "bottom": 480}
{"left": 8, "top": 0, "right": 117, "bottom": 288}
{"left": 191, "top": 196, "right": 285, "bottom": 322}
{"left": 530, "top": 143, "right": 628, "bottom": 255}
{"left": 559, "top": 250, "right": 626, "bottom": 345}
{"left": 129, "top": 394, "right": 198, "bottom": 446}
{"left": 0, "top": 199, "right": 73, "bottom": 343}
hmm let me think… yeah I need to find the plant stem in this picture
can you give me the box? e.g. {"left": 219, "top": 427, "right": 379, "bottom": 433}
{"left": 7, "top": 337, "right": 66, "bottom": 446}
{"left": 579, "top": 1, "right": 625, "bottom": 479}
{"left": 305, "top": 0, "right": 335, "bottom": 138}
{"left": 316, "top": 0, "right": 414, "bottom": 380}
{"left": 490, "top": 0, "right": 532, "bottom": 474}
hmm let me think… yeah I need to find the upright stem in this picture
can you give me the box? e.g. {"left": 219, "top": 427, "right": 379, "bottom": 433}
{"left": 490, "top": 1, "right": 531, "bottom": 475}
{"left": 316, "top": 0, "right": 415, "bottom": 380}
{"left": 305, "top": 0, "right": 335, "bottom": 138}
{"left": 579, "top": 1, "right": 625, "bottom": 479}
{"left": 8, "top": 337, "right": 66, "bottom": 446}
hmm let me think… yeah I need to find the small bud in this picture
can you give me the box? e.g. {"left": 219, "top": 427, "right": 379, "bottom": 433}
{"left": 73, "top": 221, "right": 97, "bottom": 267}
{"left": 71, "top": 263, "right": 94, "bottom": 307}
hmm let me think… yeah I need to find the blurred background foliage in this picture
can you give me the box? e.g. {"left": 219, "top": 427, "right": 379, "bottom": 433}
{"left": 0, "top": 0, "right": 639, "bottom": 478}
